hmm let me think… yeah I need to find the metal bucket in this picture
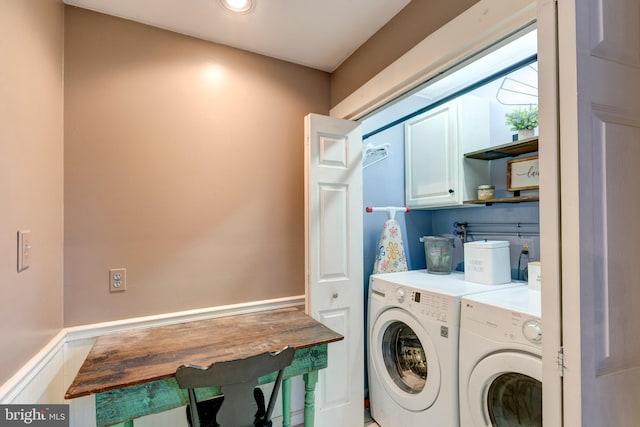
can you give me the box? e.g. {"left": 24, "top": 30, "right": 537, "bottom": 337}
{"left": 419, "top": 236, "right": 454, "bottom": 274}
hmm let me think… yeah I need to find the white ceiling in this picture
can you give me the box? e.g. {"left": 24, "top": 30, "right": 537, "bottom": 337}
{"left": 62, "top": 0, "right": 411, "bottom": 72}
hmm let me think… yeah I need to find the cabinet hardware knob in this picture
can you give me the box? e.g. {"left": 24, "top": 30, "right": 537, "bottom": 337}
{"left": 332, "top": 293, "right": 339, "bottom": 299}
{"left": 448, "top": 188, "right": 454, "bottom": 194}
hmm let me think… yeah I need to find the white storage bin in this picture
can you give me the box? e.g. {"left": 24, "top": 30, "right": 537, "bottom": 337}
{"left": 528, "top": 261, "right": 541, "bottom": 291}
{"left": 464, "top": 240, "right": 511, "bottom": 285}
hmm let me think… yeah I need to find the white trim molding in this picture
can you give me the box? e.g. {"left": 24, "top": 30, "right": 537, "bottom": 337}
{"left": 0, "top": 330, "right": 67, "bottom": 404}
{"left": 65, "top": 295, "right": 305, "bottom": 342}
{"left": 330, "top": 0, "right": 537, "bottom": 120}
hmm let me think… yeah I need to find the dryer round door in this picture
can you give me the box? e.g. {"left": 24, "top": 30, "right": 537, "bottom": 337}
{"left": 371, "top": 308, "right": 441, "bottom": 412}
{"left": 467, "top": 352, "right": 542, "bottom": 427}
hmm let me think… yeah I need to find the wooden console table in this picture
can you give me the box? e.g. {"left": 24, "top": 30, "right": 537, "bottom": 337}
{"left": 65, "top": 308, "right": 343, "bottom": 427}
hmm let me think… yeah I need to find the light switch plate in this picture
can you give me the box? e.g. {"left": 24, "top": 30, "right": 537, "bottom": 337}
{"left": 17, "top": 230, "right": 31, "bottom": 272}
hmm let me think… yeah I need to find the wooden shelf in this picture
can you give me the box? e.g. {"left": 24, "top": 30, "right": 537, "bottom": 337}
{"left": 463, "top": 137, "right": 540, "bottom": 206}
{"left": 464, "top": 136, "right": 538, "bottom": 160}
{"left": 464, "top": 195, "right": 539, "bottom": 206}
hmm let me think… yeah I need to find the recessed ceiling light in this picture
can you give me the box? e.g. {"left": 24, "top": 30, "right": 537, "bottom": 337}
{"left": 219, "top": 0, "right": 254, "bottom": 13}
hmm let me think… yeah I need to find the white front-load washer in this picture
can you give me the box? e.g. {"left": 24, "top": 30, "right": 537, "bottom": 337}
{"left": 458, "top": 286, "right": 542, "bottom": 427}
{"left": 367, "top": 270, "right": 524, "bottom": 427}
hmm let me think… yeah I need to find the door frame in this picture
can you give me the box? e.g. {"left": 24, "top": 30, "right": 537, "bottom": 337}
{"left": 536, "top": 0, "right": 563, "bottom": 426}
{"left": 330, "top": 0, "right": 563, "bottom": 425}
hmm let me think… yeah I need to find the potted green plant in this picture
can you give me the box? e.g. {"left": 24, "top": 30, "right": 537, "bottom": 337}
{"left": 505, "top": 106, "right": 538, "bottom": 140}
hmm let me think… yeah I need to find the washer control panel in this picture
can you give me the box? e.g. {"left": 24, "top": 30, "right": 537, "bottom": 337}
{"left": 371, "top": 279, "right": 456, "bottom": 325}
{"left": 411, "top": 289, "right": 453, "bottom": 324}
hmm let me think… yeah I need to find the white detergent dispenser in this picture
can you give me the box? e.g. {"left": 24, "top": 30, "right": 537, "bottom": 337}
{"left": 464, "top": 240, "right": 511, "bottom": 285}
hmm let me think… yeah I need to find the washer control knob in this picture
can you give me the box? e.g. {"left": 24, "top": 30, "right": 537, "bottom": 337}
{"left": 523, "top": 320, "right": 542, "bottom": 343}
{"left": 396, "top": 288, "right": 406, "bottom": 303}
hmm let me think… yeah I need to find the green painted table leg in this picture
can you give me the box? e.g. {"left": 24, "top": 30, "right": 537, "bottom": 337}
{"left": 91, "top": 346, "right": 329, "bottom": 426}
{"left": 282, "top": 378, "right": 291, "bottom": 427}
{"left": 303, "top": 370, "right": 319, "bottom": 427}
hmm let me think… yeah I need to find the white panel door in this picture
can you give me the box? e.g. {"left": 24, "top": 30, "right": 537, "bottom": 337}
{"left": 304, "top": 113, "right": 363, "bottom": 427}
{"left": 558, "top": 0, "right": 640, "bottom": 424}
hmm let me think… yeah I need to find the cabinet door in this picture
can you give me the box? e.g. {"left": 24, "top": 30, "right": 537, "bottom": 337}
{"left": 405, "top": 101, "right": 459, "bottom": 208}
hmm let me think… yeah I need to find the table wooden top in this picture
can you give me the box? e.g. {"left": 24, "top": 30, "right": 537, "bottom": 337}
{"left": 65, "top": 308, "right": 343, "bottom": 399}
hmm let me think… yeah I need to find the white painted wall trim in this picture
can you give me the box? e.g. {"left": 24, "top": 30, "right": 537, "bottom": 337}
{"left": 0, "top": 295, "right": 305, "bottom": 413}
{"left": 65, "top": 295, "right": 305, "bottom": 342}
{"left": 0, "top": 330, "right": 67, "bottom": 404}
{"left": 330, "top": 0, "right": 537, "bottom": 120}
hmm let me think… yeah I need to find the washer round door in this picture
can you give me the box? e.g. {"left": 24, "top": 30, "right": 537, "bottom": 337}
{"left": 371, "top": 308, "right": 441, "bottom": 412}
{"left": 467, "top": 352, "right": 542, "bottom": 427}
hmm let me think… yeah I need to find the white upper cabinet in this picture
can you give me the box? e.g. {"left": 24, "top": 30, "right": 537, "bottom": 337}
{"left": 404, "top": 94, "right": 490, "bottom": 209}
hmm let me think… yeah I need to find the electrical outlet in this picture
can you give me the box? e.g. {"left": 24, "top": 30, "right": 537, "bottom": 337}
{"left": 109, "top": 268, "right": 126, "bottom": 292}
{"left": 521, "top": 238, "right": 536, "bottom": 259}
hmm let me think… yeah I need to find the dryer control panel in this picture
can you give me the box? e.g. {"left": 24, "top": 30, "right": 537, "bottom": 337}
{"left": 461, "top": 299, "right": 542, "bottom": 349}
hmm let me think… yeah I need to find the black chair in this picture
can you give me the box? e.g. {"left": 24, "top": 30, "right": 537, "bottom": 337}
{"left": 175, "top": 346, "right": 295, "bottom": 427}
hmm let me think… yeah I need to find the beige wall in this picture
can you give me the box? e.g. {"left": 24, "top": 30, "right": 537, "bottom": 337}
{"left": 330, "top": 0, "right": 479, "bottom": 107}
{"left": 0, "top": 0, "right": 65, "bottom": 384}
{"left": 63, "top": 7, "right": 331, "bottom": 326}
{"left": 0, "top": 0, "right": 479, "bottom": 386}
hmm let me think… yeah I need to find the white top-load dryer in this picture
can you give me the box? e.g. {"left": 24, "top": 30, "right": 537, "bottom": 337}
{"left": 367, "top": 270, "right": 524, "bottom": 427}
{"left": 458, "top": 286, "right": 542, "bottom": 427}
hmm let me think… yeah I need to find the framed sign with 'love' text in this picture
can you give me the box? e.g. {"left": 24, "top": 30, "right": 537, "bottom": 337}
{"left": 507, "top": 156, "right": 539, "bottom": 191}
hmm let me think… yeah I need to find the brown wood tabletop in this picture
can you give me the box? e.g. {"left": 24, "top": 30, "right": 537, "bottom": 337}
{"left": 64, "top": 307, "right": 343, "bottom": 399}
